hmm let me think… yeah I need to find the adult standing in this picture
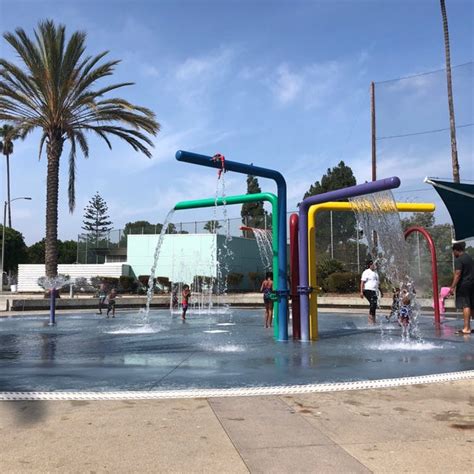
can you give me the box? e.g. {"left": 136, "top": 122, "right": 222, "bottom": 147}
{"left": 360, "top": 260, "right": 380, "bottom": 325}
{"left": 449, "top": 242, "right": 473, "bottom": 335}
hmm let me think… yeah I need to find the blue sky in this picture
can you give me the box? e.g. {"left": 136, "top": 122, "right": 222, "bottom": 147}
{"left": 1, "top": 0, "right": 473, "bottom": 244}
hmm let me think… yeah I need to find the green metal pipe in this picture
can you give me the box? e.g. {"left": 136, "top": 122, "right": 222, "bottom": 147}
{"left": 174, "top": 192, "right": 280, "bottom": 338}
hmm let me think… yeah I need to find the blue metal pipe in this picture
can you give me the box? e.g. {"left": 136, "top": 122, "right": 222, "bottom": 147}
{"left": 49, "top": 289, "right": 56, "bottom": 326}
{"left": 298, "top": 177, "right": 401, "bottom": 341}
{"left": 176, "top": 150, "right": 289, "bottom": 341}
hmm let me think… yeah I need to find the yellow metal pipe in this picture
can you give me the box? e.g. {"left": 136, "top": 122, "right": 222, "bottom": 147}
{"left": 308, "top": 202, "right": 436, "bottom": 340}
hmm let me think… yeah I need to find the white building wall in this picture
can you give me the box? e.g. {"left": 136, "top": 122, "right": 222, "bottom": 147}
{"left": 17, "top": 264, "right": 130, "bottom": 292}
{"left": 127, "top": 234, "right": 265, "bottom": 289}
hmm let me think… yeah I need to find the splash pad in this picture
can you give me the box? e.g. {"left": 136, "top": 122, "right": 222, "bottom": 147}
{"left": 4, "top": 149, "right": 472, "bottom": 399}
{"left": 0, "top": 309, "right": 472, "bottom": 397}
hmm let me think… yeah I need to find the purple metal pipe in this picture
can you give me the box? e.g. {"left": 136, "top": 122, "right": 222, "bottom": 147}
{"left": 298, "top": 177, "right": 401, "bottom": 341}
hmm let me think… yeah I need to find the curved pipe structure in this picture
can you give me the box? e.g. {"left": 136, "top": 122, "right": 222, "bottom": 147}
{"left": 307, "top": 202, "right": 436, "bottom": 340}
{"left": 289, "top": 214, "right": 301, "bottom": 340}
{"left": 176, "top": 150, "right": 289, "bottom": 341}
{"left": 404, "top": 226, "right": 440, "bottom": 326}
{"left": 298, "top": 177, "right": 401, "bottom": 342}
{"left": 174, "top": 192, "right": 280, "bottom": 339}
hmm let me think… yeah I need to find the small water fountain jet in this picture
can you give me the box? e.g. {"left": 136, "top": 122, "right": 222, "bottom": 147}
{"left": 144, "top": 210, "right": 175, "bottom": 320}
{"left": 38, "top": 275, "right": 74, "bottom": 326}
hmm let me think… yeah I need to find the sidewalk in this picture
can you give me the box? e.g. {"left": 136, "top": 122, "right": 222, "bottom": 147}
{"left": 1, "top": 379, "right": 472, "bottom": 473}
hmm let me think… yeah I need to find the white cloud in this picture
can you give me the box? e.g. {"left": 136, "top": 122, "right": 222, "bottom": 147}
{"left": 175, "top": 46, "right": 236, "bottom": 82}
{"left": 251, "top": 55, "right": 365, "bottom": 110}
{"left": 271, "top": 64, "right": 304, "bottom": 105}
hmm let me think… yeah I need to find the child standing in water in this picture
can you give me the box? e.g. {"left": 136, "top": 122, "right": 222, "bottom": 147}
{"left": 398, "top": 292, "right": 413, "bottom": 339}
{"left": 106, "top": 288, "right": 117, "bottom": 318}
{"left": 181, "top": 284, "right": 191, "bottom": 321}
{"left": 260, "top": 272, "right": 274, "bottom": 328}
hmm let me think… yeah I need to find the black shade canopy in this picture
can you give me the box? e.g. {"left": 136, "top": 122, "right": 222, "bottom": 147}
{"left": 426, "top": 178, "right": 474, "bottom": 242}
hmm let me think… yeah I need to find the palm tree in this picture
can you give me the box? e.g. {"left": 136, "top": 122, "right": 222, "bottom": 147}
{"left": 440, "top": 0, "right": 460, "bottom": 183}
{"left": 0, "top": 124, "right": 20, "bottom": 227}
{"left": 0, "top": 20, "right": 160, "bottom": 277}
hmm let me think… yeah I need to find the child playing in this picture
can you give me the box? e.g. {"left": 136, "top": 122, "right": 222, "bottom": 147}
{"left": 388, "top": 287, "right": 401, "bottom": 321}
{"left": 106, "top": 288, "right": 117, "bottom": 318}
{"left": 97, "top": 282, "right": 107, "bottom": 315}
{"left": 398, "top": 292, "right": 412, "bottom": 339}
{"left": 260, "top": 272, "right": 274, "bottom": 329}
{"left": 181, "top": 285, "right": 191, "bottom": 320}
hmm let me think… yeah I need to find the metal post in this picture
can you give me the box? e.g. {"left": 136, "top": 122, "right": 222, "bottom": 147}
{"left": 49, "top": 287, "right": 56, "bottom": 325}
{"left": 371, "top": 81, "right": 377, "bottom": 181}
{"left": 356, "top": 225, "right": 360, "bottom": 273}
{"left": 1, "top": 202, "right": 6, "bottom": 291}
{"left": 330, "top": 210, "right": 334, "bottom": 259}
{"left": 416, "top": 231, "right": 421, "bottom": 275}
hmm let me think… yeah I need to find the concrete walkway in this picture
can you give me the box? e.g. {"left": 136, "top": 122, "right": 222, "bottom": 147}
{"left": 1, "top": 380, "right": 472, "bottom": 473}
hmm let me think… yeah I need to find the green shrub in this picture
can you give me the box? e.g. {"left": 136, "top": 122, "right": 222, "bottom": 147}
{"left": 227, "top": 272, "right": 244, "bottom": 289}
{"left": 138, "top": 275, "right": 157, "bottom": 292}
{"left": 316, "top": 259, "right": 345, "bottom": 291}
{"left": 90, "top": 276, "right": 120, "bottom": 290}
{"left": 327, "top": 272, "right": 359, "bottom": 293}
{"left": 248, "top": 272, "right": 263, "bottom": 290}
{"left": 119, "top": 276, "right": 138, "bottom": 293}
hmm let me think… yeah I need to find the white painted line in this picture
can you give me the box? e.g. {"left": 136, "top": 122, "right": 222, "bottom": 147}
{"left": 0, "top": 370, "right": 472, "bottom": 401}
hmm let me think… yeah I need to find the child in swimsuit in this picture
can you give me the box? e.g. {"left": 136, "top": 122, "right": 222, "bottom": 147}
{"left": 106, "top": 288, "right": 117, "bottom": 318}
{"left": 398, "top": 293, "right": 412, "bottom": 339}
{"left": 181, "top": 285, "right": 191, "bottom": 321}
{"left": 260, "top": 272, "right": 274, "bottom": 329}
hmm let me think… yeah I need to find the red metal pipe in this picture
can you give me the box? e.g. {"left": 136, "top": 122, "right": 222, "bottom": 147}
{"left": 404, "top": 226, "right": 441, "bottom": 326}
{"left": 289, "top": 213, "right": 301, "bottom": 339}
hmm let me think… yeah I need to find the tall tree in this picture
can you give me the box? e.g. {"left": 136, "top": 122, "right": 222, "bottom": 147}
{"left": 241, "top": 175, "right": 268, "bottom": 237}
{"left": 28, "top": 238, "right": 77, "bottom": 264}
{"left": 440, "top": 0, "right": 460, "bottom": 183}
{"left": 304, "top": 161, "right": 357, "bottom": 261}
{"left": 0, "top": 124, "right": 21, "bottom": 227}
{"left": 0, "top": 225, "right": 28, "bottom": 273}
{"left": 0, "top": 20, "right": 160, "bottom": 277}
{"left": 82, "top": 192, "right": 113, "bottom": 242}
{"left": 204, "top": 220, "right": 222, "bottom": 233}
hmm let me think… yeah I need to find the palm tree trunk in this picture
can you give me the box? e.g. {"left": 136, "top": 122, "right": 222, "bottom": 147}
{"left": 440, "top": 0, "right": 460, "bottom": 183}
{"left": 45, "top": 133, "right": 64, "bottom": 277}
{"left": 6, "top": 153, "right": 12, "bottom": 227}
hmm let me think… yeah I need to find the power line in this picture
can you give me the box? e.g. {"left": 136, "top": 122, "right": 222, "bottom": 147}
{"left": 377, "top": 123, "right": 473, "bottom": 140}
{"left": 375, "top": 61, "right": 473, "bottom": 85}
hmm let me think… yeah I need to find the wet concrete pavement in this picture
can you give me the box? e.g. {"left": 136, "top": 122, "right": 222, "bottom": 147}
{"left": 1, "top": 379, "right": 473, "bottom": 473}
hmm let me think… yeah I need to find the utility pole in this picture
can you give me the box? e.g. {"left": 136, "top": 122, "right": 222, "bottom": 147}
{"left": 440, "top": 0, "right": 460, "bottom": 182}
{"left": 371, "top": 81, "right": 378, "bottom": 250}
{"left": 371, "top": 81, "right": 377, "bottom": 181}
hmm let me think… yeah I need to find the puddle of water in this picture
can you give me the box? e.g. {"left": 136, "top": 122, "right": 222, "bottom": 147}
{"left": 217, "top": 323, "right": 235, "bottom": 326}
{"left": 203, "top": 329, "right": 229, "bottom": 334}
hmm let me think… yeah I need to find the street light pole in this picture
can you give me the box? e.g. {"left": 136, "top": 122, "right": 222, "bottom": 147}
{"left": 1, "top": 202, "right": 6, "bottom": 290}
{"left": 0, "top": 197, "right": 32, "bottom": 291}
